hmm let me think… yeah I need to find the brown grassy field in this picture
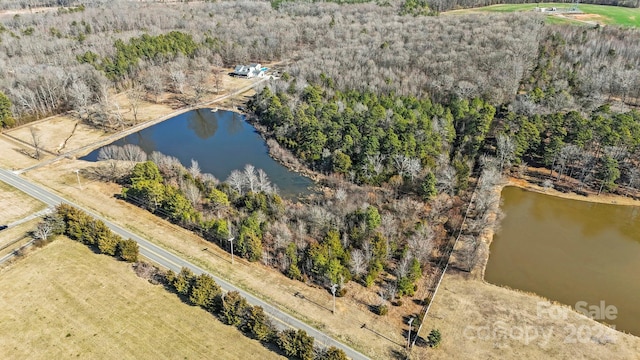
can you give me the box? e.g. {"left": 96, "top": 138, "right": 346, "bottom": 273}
{"left": 424, "top": 273, "right": 640, "bottom": 360}
{"left": 6, "top": 115, "right": 107, "bottom": 155}
{"left": 0, "top": 134, "right": 43, "bottom": 170}
{"left": 0, "top": 182, "right": 46, "bottom": 225}
{"left": 0, "top": 237, "right": 285, "bottom": 360}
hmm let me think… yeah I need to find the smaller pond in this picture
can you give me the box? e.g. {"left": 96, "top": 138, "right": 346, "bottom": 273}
{"left": 485, "top": 186, "right": 640, "bottom": 336}
{"left": 82, "top": 109, "right": 314, "bottom": 197}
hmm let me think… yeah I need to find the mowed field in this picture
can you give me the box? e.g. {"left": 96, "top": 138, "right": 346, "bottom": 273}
{"left": 0, "top": 238, "right": 284, "bottom": 360}
{"left": 447, "top": 3, "right": 640, "bottom": 27}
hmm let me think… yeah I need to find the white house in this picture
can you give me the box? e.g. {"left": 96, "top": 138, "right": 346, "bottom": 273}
{"left": 232, "top": 63, "right": 264, "bottom": 78}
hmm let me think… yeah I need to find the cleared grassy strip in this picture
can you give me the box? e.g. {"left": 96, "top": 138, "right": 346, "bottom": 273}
{"left": 447, "top": 3, "right": 640, "bottom": 27}
{"left": 544, "top": 14, "right": 589, "bottom": 25}
{"left": 425, "top": 273, "right": 640, "bottom": 360}
{"left": 0, "top": 219, "right": 39, "bottom": 257}
{"left": 0, "top": 238, "right": 284, "bottom": 360}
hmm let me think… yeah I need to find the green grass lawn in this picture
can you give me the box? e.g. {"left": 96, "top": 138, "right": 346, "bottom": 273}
{"left": 447, "top": 3, "right": 640, "bottom": 27}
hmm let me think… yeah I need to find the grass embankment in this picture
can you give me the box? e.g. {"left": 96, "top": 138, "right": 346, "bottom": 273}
{"left": 447, "top": 3, "right": 640, "bottom": 27}
{"left": 427, "top": 273, "right": 640, "bottom": 360}
{"left": 0, "top": 238, "right": 284, "bottom": 360}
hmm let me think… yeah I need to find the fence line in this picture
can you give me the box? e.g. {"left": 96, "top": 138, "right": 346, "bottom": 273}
{"left": 410, "top": 180, "right": 480, "bottom": 348}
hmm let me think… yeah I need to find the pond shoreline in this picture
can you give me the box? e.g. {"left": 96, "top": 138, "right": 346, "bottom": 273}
{"left": 243, "top": 113, "right": 328, "bottom": 190}
{"left": 506, "top": 175, "right": 640, "bottom": 207}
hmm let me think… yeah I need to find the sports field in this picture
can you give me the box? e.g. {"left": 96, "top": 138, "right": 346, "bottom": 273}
{"left": 447, "top": 3, "right": 640, "bottom": 27}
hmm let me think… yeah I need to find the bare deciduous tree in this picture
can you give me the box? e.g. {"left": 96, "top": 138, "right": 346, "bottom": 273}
{"left": 188, "top": 159, "right": 201, "bottom": 179}
{"left": 121, "top": 144, "right": 147, "bottom": 162}
{"left": 188, "top": 69, "right": 208, "bottom": 104}
{"left": 30, "top": 126, "right": 42, "bottom": 160}
{"left": 396, "top": 253, "right": 410, "bottom": 279}
{"left": 227, "top": 170, "right": 244, "bottom": 195}
{"left": 144, "top": 66, "right": 164, "bottom": 103}
{"left": 407, "top": 224, "right": 435, "bottom": 265}
{"left": 68, "top": 78, "right": 91, "bottom": 118}
{"left": 437, "top": 165, "right": 457, "bottom": 197}
{"left": 349, "top": 249, "right": 367, "bottom": 278}
{"left": 170, "top": 69, "right": 187, "bottom": 95}
{"left": 256, "top": 168, "right": 272, "bottom": 193}
{"left": 457, "top": 235, "right": 482, "bottom": 273}
{"left": 126, "top": 83, "right": 144, "bottom": 124}
{"left": 496, "top": 134, "right": 516, "bottom": 172}
{"left": 33, "top": 221, "right": 53, "bottom": 242}
{"left": 181, "top": 180, "right": 201, "bottom": 208}
{"left": 211, "top": 53, "right": 224, "bottom": 94}
{"left": 244, "top": 164, "right": 257, "bottom": 193}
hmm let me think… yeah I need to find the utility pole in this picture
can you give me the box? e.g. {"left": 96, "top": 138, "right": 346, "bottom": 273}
{"left": 228, "top": 236, "right": 235, "bottom": 264}
{"left": 74, "top": 169, "right": 82, "bottom": 189}
{"left": 330, "top": 283, "right": 338, "bottom": 314}
{"left": 407, "top": 317, "right": 415, "bottom": 350}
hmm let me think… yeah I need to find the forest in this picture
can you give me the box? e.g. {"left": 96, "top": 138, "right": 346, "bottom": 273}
{"left": 1, "top": 1, "right": 638, "bottom": 123}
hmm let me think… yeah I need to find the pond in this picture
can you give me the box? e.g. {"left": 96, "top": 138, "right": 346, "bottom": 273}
{"left": 82, "top": 109, "right": 314, "bottom": 197}
{"left": 485, "top": 186, "right": 640, "bottom": 336}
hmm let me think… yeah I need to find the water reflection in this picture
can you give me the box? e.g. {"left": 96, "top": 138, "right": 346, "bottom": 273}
{"left": 226, "top": 111, "right": 244, "bottom": 135}
{"left": 132, "top": 131, "right": 157, "bottom": 155}
{"left": 187, "top": 110, "right": 219, "bottom": 139}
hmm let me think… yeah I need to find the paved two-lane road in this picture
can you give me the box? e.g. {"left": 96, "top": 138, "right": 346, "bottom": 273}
{"left": 0, "top": 168, "right": 369, "bottom": 360}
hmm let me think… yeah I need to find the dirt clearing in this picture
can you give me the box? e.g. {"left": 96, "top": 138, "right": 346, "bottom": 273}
{"left": 0, "top": 237, "right": 284, "bottom": 360}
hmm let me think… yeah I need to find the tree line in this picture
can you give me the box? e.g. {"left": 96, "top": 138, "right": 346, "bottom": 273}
{"left": 494, "top": 105, "right": 640, "bottom": 194}
{"left": 250, "top": 77, "right": 495, "bottom": 194}
{"left": 32, "top": 203, "right": 139, "bottom": 262}
{"left": 163, "top": 267, "right": 348, "bottom": 360}
{"left": 0, "top": 1, "right": 539, "bottom": 124}
{"left": 517, "top": 26, "right": 640, "bottom": 115}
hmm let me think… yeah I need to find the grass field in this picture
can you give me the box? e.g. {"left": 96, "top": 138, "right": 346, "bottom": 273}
{"left": 0, "top": 182, "right": 46, "bottom": 225}
{"left": 426, "top": 273, "right": 640, "bottom": 360}
{"left": 447, "top": 3, "right": 640, "bottom": 27}
{"left": 0, "top": 238, "right": 284, "bottom": 360}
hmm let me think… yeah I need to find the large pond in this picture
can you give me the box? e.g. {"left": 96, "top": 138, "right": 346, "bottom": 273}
{"left": 485, "top": 186, "right": 640, "bottom": 336}
{"left": 83, "top": 109, "right": 314, "bottom": 197}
